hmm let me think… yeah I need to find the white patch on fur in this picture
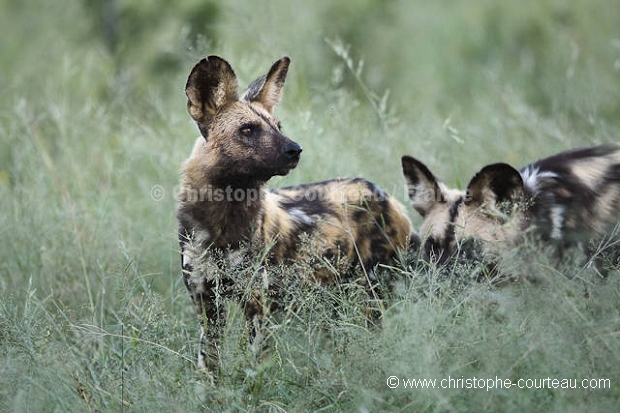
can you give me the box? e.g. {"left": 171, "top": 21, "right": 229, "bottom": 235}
{"left": 198, "top": 324, "right": 207, "bottom": 369}
{"left": 549, "top": 205, "right": 565, "bottom": 240}
{"left": 289, "top": 207, "right": 315, "bottom": 226}
{"left": 181, "top": 228, "right": 214, "bottom": 290}
{"left": 182, "top": 254, "right": 192, "bottom": 269}
{"left": 520, "top": 165, "right": 558, "bottom": 193}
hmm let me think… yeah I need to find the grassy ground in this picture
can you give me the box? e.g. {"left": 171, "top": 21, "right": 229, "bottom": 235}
{"left": 1, "top": 0, "right": 619, "bottom": 411}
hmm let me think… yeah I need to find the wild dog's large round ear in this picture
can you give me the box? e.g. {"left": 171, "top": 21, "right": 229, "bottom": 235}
{"left": 401, "top": 155, "right": 443, "bottom": 217}
{"left": 466, "top": 163, "right": 524, "bottom": 207}
{"left": 185, "top": 55, "right": 239, "bottom": 134}
{"left": 242, "top": 56, "right": 290, "bottom": 114}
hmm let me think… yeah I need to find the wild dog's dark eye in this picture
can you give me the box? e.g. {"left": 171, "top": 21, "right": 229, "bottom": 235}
{"left": 239, "top": 123, "right": 259, "bottom": 137}
{"left": 277, "top": 121, "right": 283, "bottom": 131}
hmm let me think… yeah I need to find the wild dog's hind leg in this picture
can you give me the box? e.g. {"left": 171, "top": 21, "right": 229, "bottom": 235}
{"left": 243, "top": 268, "right": 278, "bottom": 361}
{"left": 244, "top": 293, "right": 270, "bottom": 361}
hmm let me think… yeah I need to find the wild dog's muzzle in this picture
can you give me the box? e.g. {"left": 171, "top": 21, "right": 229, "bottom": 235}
{"left": 275, "top": 141, "right": 302, "bottom": 173}
{"left": 283, "top": 142, "right": 302, "bottom": 161}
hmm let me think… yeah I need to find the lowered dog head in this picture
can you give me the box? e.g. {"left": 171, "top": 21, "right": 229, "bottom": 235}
{"left": 402, "top": 155, "right": 525, "bottom": 263}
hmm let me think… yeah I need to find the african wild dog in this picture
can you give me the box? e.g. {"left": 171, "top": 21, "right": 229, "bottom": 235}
{"left": 401, "top": 144, "right": 620, "bottom": 265}
{"left": 177, "top": 55, "right": 414, "bottom": 371}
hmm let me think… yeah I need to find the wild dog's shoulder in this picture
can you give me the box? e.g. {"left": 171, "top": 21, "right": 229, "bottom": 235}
{"left": 177, "top": 201, "right": 212, "bottom": 246}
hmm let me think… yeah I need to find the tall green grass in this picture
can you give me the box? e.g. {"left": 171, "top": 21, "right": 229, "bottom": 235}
{"left": 1, "top": 0, "right": 619, "bottom": 411}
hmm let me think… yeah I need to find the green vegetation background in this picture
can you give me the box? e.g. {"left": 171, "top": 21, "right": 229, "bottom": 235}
{"left": 1, "top": 0, "right": 619, "bottom": 411}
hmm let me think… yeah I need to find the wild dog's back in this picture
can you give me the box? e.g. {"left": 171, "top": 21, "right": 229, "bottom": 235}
{"left": 520, "top": 143, "right": 620, "bottom": 243}
{"left": 262, "top": 178, "right": 413, "bottom": 281}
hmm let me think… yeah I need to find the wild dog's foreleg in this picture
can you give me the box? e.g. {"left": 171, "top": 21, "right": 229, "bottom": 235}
{"left": 181, "top": 243, "right": 226, "bottom": 372}
{"left": 188, "top": 282, "right": 228, "bottom": 373}
{"left": 198, "top": 323, "right": 208, "bottom": 369}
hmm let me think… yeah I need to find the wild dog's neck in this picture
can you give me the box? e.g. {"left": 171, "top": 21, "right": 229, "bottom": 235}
{"left": 178, "top": 134, "right": 274, "bottom": 248}
{"left": 209, "top": 175, "right": 265, "bottom": 191}
{"left": 201, "top": 175, "right": 267, "bottom": 249}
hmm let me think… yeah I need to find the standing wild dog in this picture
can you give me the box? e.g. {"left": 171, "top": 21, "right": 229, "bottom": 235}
{"left": 177, "top": 56, "right": 414, "bottom": 371}
{"left": 401, "top": 144, "right": 620, "bottom": 265}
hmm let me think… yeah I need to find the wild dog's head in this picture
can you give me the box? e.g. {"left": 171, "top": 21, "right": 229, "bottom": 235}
{"left": 401, "top": 156, "right": 526, "bottom": 264}
{"left": 185, "top": 56, "right": 302, "bottom": 183}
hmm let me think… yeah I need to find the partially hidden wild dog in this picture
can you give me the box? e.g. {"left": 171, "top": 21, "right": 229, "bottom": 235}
{"left": 176, "top": 55, "right": 415, "bottom": 372}
{"left": 401, "top": 144, "right": 620, "bottom": 266}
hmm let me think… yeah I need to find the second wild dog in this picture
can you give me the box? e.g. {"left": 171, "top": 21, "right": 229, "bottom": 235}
{"left": 401, "top": 144, "right": 620, "bottom": 265}
{"left": 177, "top": 55, "right": 415, "bottom": 372}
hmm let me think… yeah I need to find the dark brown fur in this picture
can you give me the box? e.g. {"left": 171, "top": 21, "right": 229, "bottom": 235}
{"left": 177, "top": 56, "right": 414, "bottom": 371}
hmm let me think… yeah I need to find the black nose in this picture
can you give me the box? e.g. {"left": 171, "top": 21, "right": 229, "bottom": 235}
{"left": 284, "top": 142, "right": 303, "bottom": 159}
